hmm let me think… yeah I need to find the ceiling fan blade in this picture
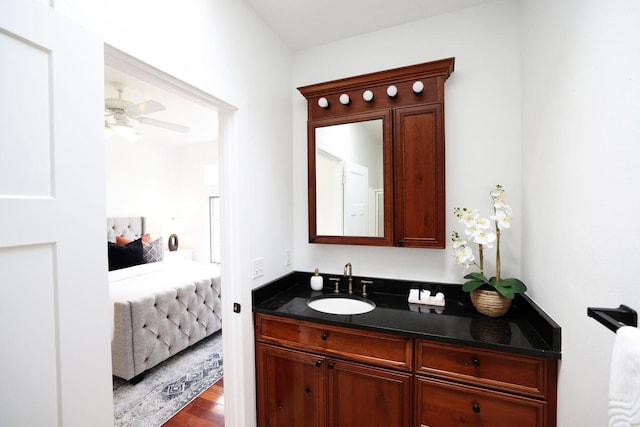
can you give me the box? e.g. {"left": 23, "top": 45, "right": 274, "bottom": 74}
{"left": 125, "top": 100, "right": 165, "bottom": 117}
{"left": 136, "top": 117, "right": 190, "bottom": 133}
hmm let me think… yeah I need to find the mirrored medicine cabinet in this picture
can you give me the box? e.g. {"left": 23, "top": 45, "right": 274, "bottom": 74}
{"left": 298, "top": 57, "right": 455, "bottom": 248}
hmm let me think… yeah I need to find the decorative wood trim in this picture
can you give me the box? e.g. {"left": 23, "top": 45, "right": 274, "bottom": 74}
{"left": 298, "top": 57, "right": 455, "bottom": 99}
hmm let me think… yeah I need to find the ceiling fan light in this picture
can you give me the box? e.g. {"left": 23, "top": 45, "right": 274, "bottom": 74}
{"left": 110, "top": 123, "right": 141, "bottom": 142}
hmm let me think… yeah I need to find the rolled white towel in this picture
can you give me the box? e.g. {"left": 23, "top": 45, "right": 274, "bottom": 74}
{"left": 408, "top": 289, "right": 429, "bottom": 304}
{"left": 408, "top": 289, "right": 445, "bottom": 307}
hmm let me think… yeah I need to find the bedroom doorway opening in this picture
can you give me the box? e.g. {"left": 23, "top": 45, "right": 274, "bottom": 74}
{"left": 104, "top": 45, "right": 237, "bottom": 423}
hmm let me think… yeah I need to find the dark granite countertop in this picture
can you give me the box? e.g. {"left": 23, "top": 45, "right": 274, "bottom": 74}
{"left": 252, "top": 271, "right": 561, "bottom": 359}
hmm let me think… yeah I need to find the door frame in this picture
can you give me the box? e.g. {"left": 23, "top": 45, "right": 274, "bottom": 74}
{"left": 104, "top": 44, "right": 240, "bottom": 421}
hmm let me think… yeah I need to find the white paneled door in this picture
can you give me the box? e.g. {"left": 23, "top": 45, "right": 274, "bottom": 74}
{"left": 344, "top": 160, "right": 369, "bottom": 236}
{"left": 0, "top": 1, "right": 112, "bottom": 427}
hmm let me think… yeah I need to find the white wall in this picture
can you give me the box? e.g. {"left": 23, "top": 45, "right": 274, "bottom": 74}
{"left": 105, "top": 138, "right": 179, "bottom": 239}
{"left": 105, "top": 137, "right": 218, "bottom": 263}
{"left": 293, "top": 0, "right": 523, "bottom": 282}
{"left": 60, "top": 1, "right": 294, "bottom": 426}
{"left": 178, "top": 141, "right": 220, "bottom": 263}
{"left": 521, "top": 0, "right": 640, "bottom": 425}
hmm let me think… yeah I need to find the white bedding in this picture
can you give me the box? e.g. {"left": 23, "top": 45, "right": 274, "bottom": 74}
{"left": 108, "top": 260, "right": 221, "bottom": 339}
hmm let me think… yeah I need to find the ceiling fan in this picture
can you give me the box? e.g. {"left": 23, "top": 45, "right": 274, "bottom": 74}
{"left": 104, "top": 82, "right": 190, "bottom": 141}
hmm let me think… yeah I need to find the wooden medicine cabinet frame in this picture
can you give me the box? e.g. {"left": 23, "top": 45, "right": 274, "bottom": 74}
{"left": 298, "top": 57, "right": 455, "bottom": 248}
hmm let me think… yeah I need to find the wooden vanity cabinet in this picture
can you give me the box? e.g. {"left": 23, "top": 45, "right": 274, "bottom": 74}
{"left": 414, "top": 340, "right": 557, "bottom": 427}
{"left": 255, "top": 314, "right": 412, "bottom": 427}
{"left": 255, "top": 314, "right": 558, "bottom": 427}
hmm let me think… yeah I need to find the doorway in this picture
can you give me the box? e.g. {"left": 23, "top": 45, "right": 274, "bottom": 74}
{"left": 104, "top": 44, "right": 235, "bottom": 422}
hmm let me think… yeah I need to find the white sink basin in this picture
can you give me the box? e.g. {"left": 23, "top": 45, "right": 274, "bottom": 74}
{"left": 307, "top": 295, "right": 376, "bottom": 315}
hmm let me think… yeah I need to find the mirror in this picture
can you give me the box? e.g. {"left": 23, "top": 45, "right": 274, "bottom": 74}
{"left": 316, "top": 120, "right": 382, "bottom": 236}
{"left": 308, "top": 112, "right": 393, "bottom": 245}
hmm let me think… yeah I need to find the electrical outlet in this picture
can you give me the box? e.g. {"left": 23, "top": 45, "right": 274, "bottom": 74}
{"left": 285, "top": 248, "right": 292, "bottom": 266}
{"left": 252, "top": 257, "right": 264, "bottom": 279}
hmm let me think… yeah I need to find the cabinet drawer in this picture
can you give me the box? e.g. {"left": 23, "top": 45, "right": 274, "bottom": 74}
{"left": 416, "top": 376, "right": 546, "bottom": 427}
{"left": 415, "top": 340, "right": 550, "bottom": 398}
{"left": 255, "top": 314, "right": 412, "bottom": 371}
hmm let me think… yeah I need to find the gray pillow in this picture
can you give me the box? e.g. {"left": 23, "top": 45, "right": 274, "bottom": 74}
{"left": 143, "top": 237, "right": 164, "bottom": 263}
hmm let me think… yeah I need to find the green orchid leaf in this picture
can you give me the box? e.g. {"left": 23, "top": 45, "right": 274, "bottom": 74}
{"left": 493, "top": 283, "right": 515, "bottom": 299}
{"left": 464, "top": 272, "right": 488, "bottom": 282}
{"left": 462, "top": 280, "right": 484, "bottom": 292}
{"left": 501, "top": 287, "right": 515, "bottom": 299}
{"left": 500, "top": 278, "right": 528, "bottom": 294}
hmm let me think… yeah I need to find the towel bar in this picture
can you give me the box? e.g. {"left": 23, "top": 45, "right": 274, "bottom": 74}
{"left": 587, "top": 305, "right": 637, "bottom": 332}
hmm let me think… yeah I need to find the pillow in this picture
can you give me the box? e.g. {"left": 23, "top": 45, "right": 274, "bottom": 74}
{"left": 108, "top": 238, "right": 144, "bottom": 271}
{"left": 115, "top": 235, "right": 131, "bottom": 245}
{"left": 116, "top": 233, "right": 152, "bottom": 245}
{"left": 143, "top": 236, "right": 164, "bottom": 263}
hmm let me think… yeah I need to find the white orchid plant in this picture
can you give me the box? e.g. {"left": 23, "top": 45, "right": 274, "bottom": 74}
{"left": 452, "top": 185, "right": 527, "bottom": 299}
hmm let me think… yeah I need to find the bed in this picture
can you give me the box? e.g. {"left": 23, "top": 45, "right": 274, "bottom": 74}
{"left": 107, "top": 217, "right": 222, "bottom": 381}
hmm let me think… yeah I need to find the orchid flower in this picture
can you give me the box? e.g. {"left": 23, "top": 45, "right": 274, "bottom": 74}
{"left": 491, "top": 209, "right": 511, "bottom": 230}
{"left": 451, "top": 185, "right": 527, "bottom": 299}
{"left": 471, "top": 229, "right": 497, "bottom": 247}
{"left": 451, "top": 232, "right": 475, "bottom": 273}
{"left": 464, "top": 217, "right": 496, "bottom": 247}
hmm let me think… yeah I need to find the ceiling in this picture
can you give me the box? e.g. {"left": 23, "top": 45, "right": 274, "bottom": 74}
{"left": 245, "top": 0, "right": 492, "bottom": 51}
{"left": 104, "top": 65, "right": 218, "bottom": 146}
{"left": 105, "top": 0, "right": 488, "bottom": 145}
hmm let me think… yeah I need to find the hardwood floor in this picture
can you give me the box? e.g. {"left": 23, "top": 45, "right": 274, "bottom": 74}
{"left": 163, "top": 377, "right": 225, "bottom": 427}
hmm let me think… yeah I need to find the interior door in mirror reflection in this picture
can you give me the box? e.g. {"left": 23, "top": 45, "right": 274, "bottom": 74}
{"left": 344, "top": 161, "right": 368, "bottom": 236}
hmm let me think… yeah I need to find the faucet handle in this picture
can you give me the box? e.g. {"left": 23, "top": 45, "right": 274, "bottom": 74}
{"left": 328, "top": 277, "right": 341, "bottom": 293}
{"left": 361, "top": 280, "right": 373, "bottom": 297}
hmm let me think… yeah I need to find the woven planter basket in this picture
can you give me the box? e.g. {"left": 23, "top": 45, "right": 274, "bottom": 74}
{"left": 470, "top": 289, "right": 512, "bottom": 317}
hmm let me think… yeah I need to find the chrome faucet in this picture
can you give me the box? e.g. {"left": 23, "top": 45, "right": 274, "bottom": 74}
{"left": 344, "top": 262, "right": 353, "bottom": 295}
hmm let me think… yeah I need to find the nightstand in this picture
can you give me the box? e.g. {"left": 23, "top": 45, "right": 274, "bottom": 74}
{"left": 164, "top": 249, "right": 193, "bottom": 261}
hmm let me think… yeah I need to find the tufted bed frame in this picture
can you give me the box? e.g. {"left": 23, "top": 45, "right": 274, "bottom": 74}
{"left": 108, "top": 217, "right": 222, "bottom": 381}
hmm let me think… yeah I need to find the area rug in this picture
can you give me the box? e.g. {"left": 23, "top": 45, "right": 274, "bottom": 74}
{"left": 113, "top": 331, "right": 223, "bottom": 427}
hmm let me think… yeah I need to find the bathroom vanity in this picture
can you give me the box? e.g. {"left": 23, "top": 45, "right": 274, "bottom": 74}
{"left": 253, "top": 272, "right": 561, "bottom": 427}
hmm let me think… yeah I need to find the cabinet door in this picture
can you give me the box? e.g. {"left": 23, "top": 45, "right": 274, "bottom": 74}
{"left": 394, "top": 104, "right": 445, "bottom": 248}
{"left": 256, "top": 343, "right": 326, "bottom": 427}
{"left": 327, "top": 359, "right": 411, "bottom": 427}
{"left": 416, "top": 376, "right": 546, "bottom": 427}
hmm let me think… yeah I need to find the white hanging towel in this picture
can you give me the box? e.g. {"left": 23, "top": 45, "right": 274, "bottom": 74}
{"left": 609, "top": 326, "right": 640, "bottom": 427}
